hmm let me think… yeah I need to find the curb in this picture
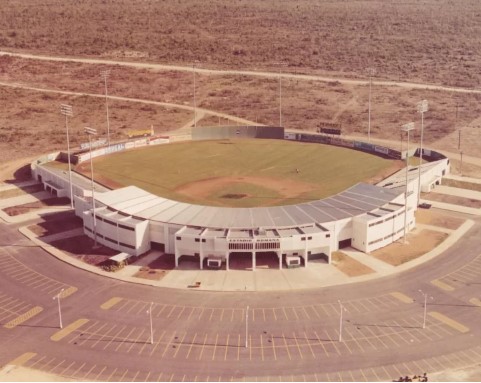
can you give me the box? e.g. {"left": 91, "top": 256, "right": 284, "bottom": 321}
{"left": 17, "top": 218, "right": 476, "bottom": 293}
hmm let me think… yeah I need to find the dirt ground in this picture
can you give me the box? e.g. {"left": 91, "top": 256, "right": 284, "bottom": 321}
{"left": 133, "top": 267, "right": 169, "bottom": 281}
{"left": 372, "top": 229, "right": 448, "bottom": 266}
{"left": 49, "top": 235, "right": 118, "bottom": 266}
{"left": 415, "top": 209, "right": 465, "bottom": 230}
{"left": 0, "top": 183, "right": 42, "bottom": 199}
{"left": 2, "top": 197, "right": 70, "bottom": 216}
{"left": 132, "top": 253, "right": 175, "bottom": 281}
{"left": 175, "top": 175, "right": 316, "bottom": 205}
{"left": 422, "top": 192, "right": 481, "bottom": 209}
{"left": 331, "top": 251, "right": 375, "bottom": 277}
{"left": 27, "top": 211, "right": 82, "bottom": 237}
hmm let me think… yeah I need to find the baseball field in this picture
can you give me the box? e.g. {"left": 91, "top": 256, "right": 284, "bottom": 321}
{"left": 76, "top": 139, "right": 402, "bottom": 207}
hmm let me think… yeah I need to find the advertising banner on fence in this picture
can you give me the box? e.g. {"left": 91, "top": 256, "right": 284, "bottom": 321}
{"left": 284, "top": 132, "right": 297, "bottom": 140}
{"left": 105, "top": 143, "right": 125, "bottom": 155}
{"left": 149, "top": 138, "right": 170, "bottom": 145}
{"left": 80, "top": 138, "right": 107, "bottom": 150}
{"left": 133, "top": 139, "right": 148, "bottom": 148}
{"left": 331, "top": 137, "right": 354, "bottom": 148}
{"left": 374, "top": 145, "right": 389, "bottom": 155}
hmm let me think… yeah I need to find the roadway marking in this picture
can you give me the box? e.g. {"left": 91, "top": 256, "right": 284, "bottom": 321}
{"left": 303, "top": 331, "right": 316, "bottom": 358}
{"left": 469, "top": 298, "right": 481, "bottom": 307}
{"left": 390, "top": 292, "right": 414, "bottom": 304}
{"left": 100, "top": 297, "right": 123, "bottom": 310}
{"left": 51, "top": 318, "right": 89, "bottom": 341}
{"left": 431, "top": 279, "right": 455, "bottom": 291}
{"left": 224, "top": 334, "right": 230, "bottom": 361}
{"left": 211, "top": 333, "right": 219, "bottom": 361}
{"left": 198, "top": 333, "right": 208, "bottom": 360}
{"left": 149, "top": 330, "right": 166, "bottom": 357}
{"left": 5, "top": 352, "right": 37, "bottom": 366}
{"left": 60, "top": 286, "right": 77, "bottom": 298}
{"left": 4, "top": 306, "right": 43, "bottom": 329}
{"left": 260, "top": 335, "right": 264, "bottom": 361}
{"left": 282, "top": 332, "right": 292, "bottom": 360}
{"left": 173, "top": 332, "right": 187, "bottom": 358}
{"left": 313, "top": 330, "right": 329, "bottom": 357}
{"left": 106, "top": 367, "right": 118, "bottom": 382}
{"left": 237, "top": 334, "right": 240, "bottom": 361}
{"left": 186, "top": 333, "right": 197, "bottom": 359}
{"left": 271, "top": 334, "right": 277, "bottom": 360}
{"left": 428, "top": 312, "right": 469, "bottom": 333}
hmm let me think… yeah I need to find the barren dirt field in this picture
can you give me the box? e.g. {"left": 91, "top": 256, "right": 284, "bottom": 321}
{"left": 1, "top": 0, "right": 480, "bottom": 87}
{"left": 371, "top": 229, "right": 448, "bottom": 266}
{"left": 0, "top": 0, "right": 480, "bottom": 169}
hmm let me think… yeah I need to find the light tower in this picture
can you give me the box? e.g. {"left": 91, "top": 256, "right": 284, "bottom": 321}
{"left": 60, "top": 104, "right": 74, "bottom": 209}
{"left": 366, "top": 67, "right": 376, "bottom": 142}
{"left": 401, "top": 122, "right": 415, "bottom": 243}
{"left": 100, "top": 70, "right": 111, "bottom": 146}
{"left": 84, "top": 127, "right": 98, "bottom": 247}
{"left": 416, "top": 100, "right": 428, "bottom": 204}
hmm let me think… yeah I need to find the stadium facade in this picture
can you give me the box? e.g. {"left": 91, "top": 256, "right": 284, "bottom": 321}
{"left": 31, "top": 127, "right": 450, "bottom": 270}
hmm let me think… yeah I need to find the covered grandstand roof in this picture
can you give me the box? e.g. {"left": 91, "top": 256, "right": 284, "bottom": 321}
{"left": 94, "top": 183, "right": 402, "bottom": 229}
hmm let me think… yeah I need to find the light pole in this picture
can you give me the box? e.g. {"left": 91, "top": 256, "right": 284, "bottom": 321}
{"left": 85, "top": 127, "right": 98, "bottom": 247}
{"left": 147, "top": 302, "right": 153, "bottom": 344}
{"left": 401, "top": 122, "right": 415, "bottom": 243}
{"left": 417, "top": 100, "right": 428, "bottom": 204}
{"left": 276, "top": 62, "right": 286, "bottom": 127}
{"left": 245, "top": 306, "right": 249, "bottom": 348}
{"left": 338, "top": 300, "right": 346, "bottom": 342}
{"left": 100, "top": 70, "right": 111, "bottom": 147}
{"left": 418, "top": 290, "right": 433, "bottom": 329}
{"left": 460, "top": 151, "right": 464, "bottom": 175}
{"left": 60, "top": 104, "right": 74, "bottom": 209}
{"left": 53, "top": 288, "right": 65, "bottom": 329}
{"left": 367, "top": 67, "right": 376, "bottom": 142}
{"left": 193, "top": 61, "right": 199, "bottom": 128}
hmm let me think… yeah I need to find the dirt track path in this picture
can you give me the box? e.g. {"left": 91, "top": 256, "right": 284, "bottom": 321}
{"left": 0, "top": 81, "right": 257, "bottom": 129}
{"left": 2, "top": 51, "right": 481, "bottom": 95}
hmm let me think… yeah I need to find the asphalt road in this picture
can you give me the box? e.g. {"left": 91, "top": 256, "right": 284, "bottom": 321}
{"left": 0, "top": 211, "right": 480, "bottom": 381}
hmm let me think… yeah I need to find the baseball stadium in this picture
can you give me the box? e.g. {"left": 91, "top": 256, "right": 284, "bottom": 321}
{"left": 31, "top": 126, "right": 450, "bottom": 271}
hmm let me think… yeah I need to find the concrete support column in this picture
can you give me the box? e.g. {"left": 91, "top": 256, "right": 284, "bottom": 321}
{"left": 278, "top": 251, "right": 282, "bottom": 270}
{"left": 304, "top": 249, "right": 308, "bottom": 268}
{"left": 199, "top": 255, "right": 203, "bottom": 270}
{"left": 252, "top": 251, "right": 256, "bottom": 271}
{"left": 174, "top": 247, "right": 179, "bottom": 268}
{"left": 226, "top": 252, "right": 229, "bottom": 271}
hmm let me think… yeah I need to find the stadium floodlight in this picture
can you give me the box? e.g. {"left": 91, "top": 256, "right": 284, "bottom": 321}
{"left": 416, "top": 100, "right": 428, "bottom": 204}
{"left": 275, "top": 62, "right": 287, "bottom": 127}
{"left": 193, "top": 61, "right": 200, "bottom": 128}
{"left": 85, "top": 127, "right": 98, "bottom": 247}
{"left": 367, "top": 67, "right": 376, "bottom": 142}
{"left": 100, "top": 70, "right": 111, "bottom": 147}
{"left": 60, "top": 104, "right": 74, "bottom": 209}
{"left": 401, "top": 122, "right": 415, "bottom": 244}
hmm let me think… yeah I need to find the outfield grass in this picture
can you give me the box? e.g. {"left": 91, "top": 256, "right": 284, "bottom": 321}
{"left": 82, "top": 139, "right": 396, "bottom": 207}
